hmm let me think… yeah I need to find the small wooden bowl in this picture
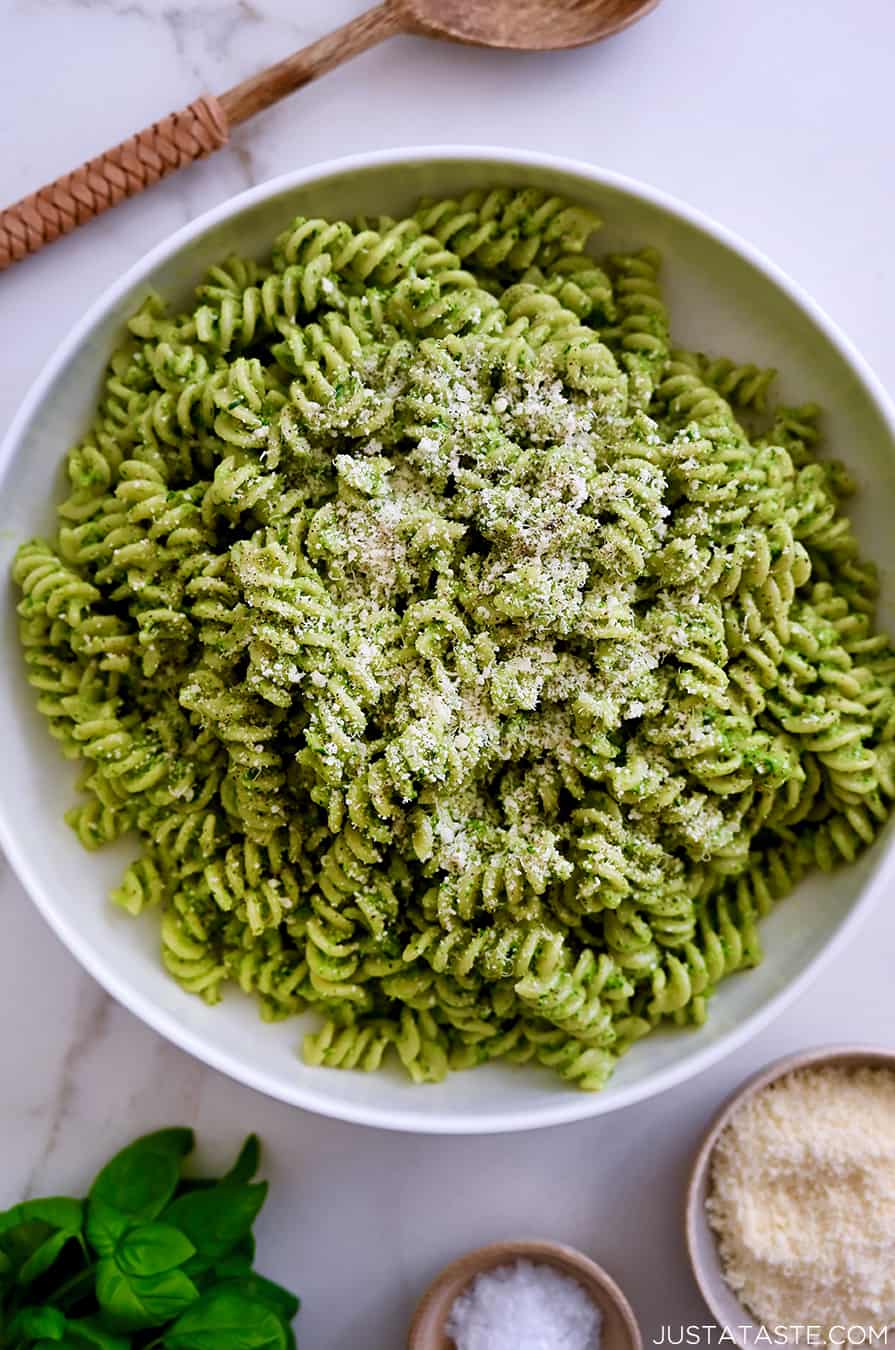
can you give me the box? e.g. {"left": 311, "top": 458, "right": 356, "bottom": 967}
{"left": 686, "top": 1045, "right": 895, "bottom": 1348}
{"left": 407, "top": 1238, "right": 642, "bottom": 1350}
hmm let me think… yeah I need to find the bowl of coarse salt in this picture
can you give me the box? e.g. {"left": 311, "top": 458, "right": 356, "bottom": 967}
{"left": 686, "top": 1046, "right": 895, "bottom": 1348}
{"left": 407, "top": 1238, "right": 642, "bottom": 1350}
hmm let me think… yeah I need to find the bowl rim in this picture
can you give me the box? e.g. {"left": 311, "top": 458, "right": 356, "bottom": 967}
{"left": 406, "top": 1237, "right": 643, "bottom": 1350}
{"left": 684, "top": 1044, "right": 895, "bottom": 1346}
{"left": 3, "top": 144, "right": 895, "bottom": 1134}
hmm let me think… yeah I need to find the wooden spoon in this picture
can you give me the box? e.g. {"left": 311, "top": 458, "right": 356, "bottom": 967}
{"left": 0, "top": 0, "right": 660, "bottom": 271}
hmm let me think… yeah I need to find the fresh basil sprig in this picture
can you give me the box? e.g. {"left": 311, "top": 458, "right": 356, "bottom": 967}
{"left": 0, "top": 1130, "right": 299, "bottom": 1350}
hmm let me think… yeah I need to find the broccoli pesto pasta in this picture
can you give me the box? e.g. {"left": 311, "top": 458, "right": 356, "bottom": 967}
{"left": 14, "top": 187, "right": 895, "bottom": 1091}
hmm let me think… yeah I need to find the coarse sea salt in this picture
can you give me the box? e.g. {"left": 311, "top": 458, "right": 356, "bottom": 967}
{"left": 446, "top": 1259, "right": 602, "bottom": 1350}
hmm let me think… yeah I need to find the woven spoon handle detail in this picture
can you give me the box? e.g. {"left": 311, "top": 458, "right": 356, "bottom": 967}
{"left": 0, "top": 4, "right": 404, "bottom": 273}
{"left": 0, "top": 95, "right": 229, "bottom": 271}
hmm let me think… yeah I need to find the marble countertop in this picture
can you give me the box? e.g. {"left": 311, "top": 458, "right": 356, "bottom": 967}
{"left": 2, "top": 2, "right": 895, "bottom": 1346}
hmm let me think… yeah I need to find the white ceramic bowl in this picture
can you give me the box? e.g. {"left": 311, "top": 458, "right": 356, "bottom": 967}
{"left": 3, "top": 147, "right": 895, "bottom": 1135}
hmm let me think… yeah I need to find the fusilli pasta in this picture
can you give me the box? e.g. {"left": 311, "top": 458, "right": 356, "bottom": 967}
{"left": 14, "top": 189, "right": 895, "bottom": 1091}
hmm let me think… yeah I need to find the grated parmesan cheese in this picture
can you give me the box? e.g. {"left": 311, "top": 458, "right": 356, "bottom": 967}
{"left": 707, "top": 1065, "right": 895, "bottom": 1341}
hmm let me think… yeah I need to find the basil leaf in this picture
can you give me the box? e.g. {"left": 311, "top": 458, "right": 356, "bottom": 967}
{"left": 212, "top": 1235, "right": 255, "bottom": 1280}
{"left": 223, "top": 1137, "right": 260, "bottom": 1185}
{"left": 172, "top": 1178, "right": 216, "bottom": 1197}
{"left": 87, "top": 1130, "right": 193, "bottom": 1255}
{"left": 115, "top": 1223, "right": 196, "bottom": 1277}
{"left": 0, "top": 1198, "right": 83, "bottom": 1236}
{"left": 85, "top": 1199, "right": 131, "bottom": 1258}
{"left": 163, "top": 1289, "right": 289, "bottom": 1350}
{"left": 18, "top": 1228, "right": 74, "bottom": 1285}
{"left": 1, "top": 1223, "right": 57, "bottom": 1288}
{"left": 162, "top": 1184, "right": 267, "bottom": 1275}
{"left": 215, "top": 1275, "right": 299, "bottom": 1325}
{"left": 96, "top": 1258, "right": 199, "bottom": 1332}
{"left": 65, "top": 1316, "right": 131, "bottom": 1350}
{"left": 8, "top": 1305, "right": 68, "bottom": 1340}
{"left": 0, "top": 1198, "right": 84, "bottom": 1283}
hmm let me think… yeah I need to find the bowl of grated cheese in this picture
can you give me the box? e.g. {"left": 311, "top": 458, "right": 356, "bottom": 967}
{"left": 686, "top": 1045, "right": 895, "bottom": 1347}
{"left": 3, "top": 146, "right": 895, "bottom": 1134}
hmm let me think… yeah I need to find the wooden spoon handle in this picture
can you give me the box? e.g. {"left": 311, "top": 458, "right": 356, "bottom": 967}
{"left": 0, "top": 96, "right": 229, "bottom": 272}
{"left": 220, "top": 3, "right": 404, "bottom": 125}
{"left": 0, "top": 1, "right": 404, "bottom": 272}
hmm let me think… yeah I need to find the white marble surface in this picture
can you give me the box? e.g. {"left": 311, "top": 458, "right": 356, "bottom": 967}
{"left": 2, "top": 2, "right": 895, "bottom": 1346}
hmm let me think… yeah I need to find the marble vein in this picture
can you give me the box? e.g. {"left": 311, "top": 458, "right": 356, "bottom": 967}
{"left": 22, "top": 985, "right": 111, "bottom": 1199}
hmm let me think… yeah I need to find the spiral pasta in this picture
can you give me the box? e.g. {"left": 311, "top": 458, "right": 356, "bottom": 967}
{"left": 13, "top": 188, "right": 895, "bottom": 1092}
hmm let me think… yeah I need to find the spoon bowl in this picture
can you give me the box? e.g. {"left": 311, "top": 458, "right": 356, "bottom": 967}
{"left": 403, "top": 0, "right": 662, "bottom": 51}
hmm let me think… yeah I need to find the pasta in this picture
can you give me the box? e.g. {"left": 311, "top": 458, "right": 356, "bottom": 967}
{"left": 13, "top": 187, "right": 895, "bottom": 1092}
